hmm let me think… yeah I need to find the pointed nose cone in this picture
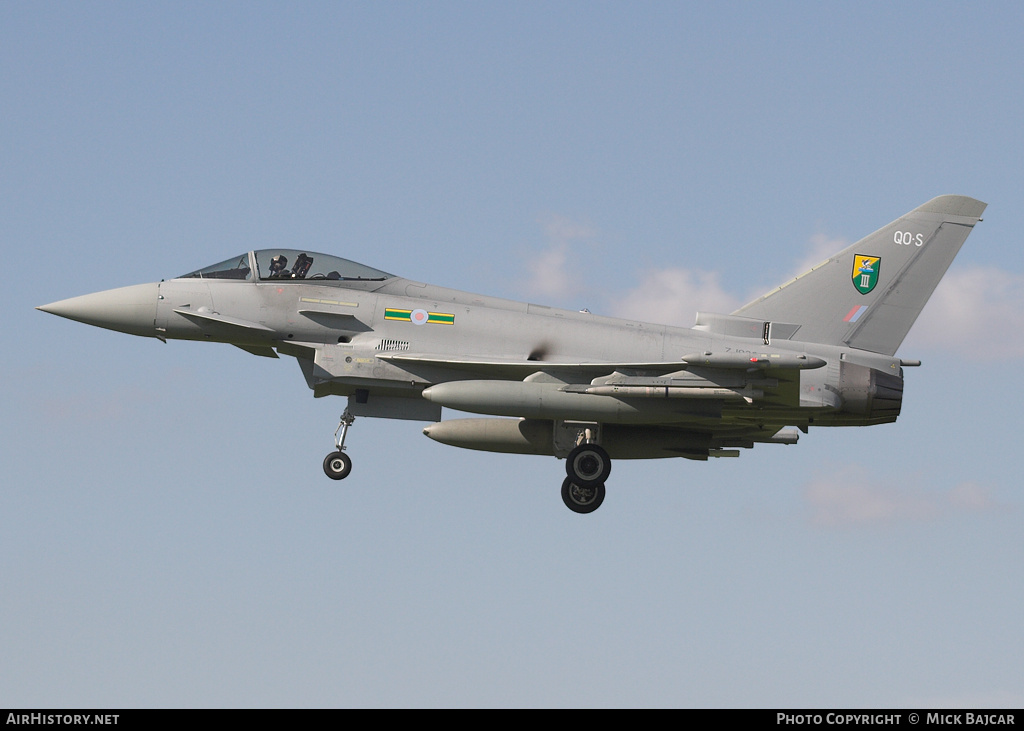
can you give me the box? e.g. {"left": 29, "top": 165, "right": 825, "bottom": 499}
{"left": 37, "top": 282, "right": 160, "bottom": 337}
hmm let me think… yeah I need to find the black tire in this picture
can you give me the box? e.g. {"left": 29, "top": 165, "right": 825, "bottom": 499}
{"left": 561, "top": 477, "right": 606, "bottom": 514}
{"left": 323, "top": 451, "right": 352, "bottom": 480}
{"left": 565, "top": 443, "right": 611, "bottom": 488}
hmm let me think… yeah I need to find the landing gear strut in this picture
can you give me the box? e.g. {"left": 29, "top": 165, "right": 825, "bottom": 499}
{"left": 323, "top": 410, "right": 355, "bottom": 480}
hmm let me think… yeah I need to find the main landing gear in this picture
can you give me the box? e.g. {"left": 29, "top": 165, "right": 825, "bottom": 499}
{"left": 322, "top": 411, "right": 612, "bottom": 513}
{"left": 323, "top": 410, "right": 355, "bottom": 480}
{"left": 561, "top": 441, "right": 611, "bottom": 514}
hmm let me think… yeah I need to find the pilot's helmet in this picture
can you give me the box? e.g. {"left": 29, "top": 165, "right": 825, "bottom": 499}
{"left": 270, "top": 255, "right": 288, "bottom": 272}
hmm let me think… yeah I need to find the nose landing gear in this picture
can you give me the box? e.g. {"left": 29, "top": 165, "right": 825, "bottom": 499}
{"left": 323, "top": 410, "right": 355, "bottom": 480}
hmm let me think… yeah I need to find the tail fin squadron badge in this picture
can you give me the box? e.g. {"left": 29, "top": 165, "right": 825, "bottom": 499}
{"left": 852, "top": 255, "right": 880, "bottom": 294}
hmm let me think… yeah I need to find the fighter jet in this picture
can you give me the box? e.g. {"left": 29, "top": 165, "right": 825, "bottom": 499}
{"left": 37, "top": 195, "right": 985, "bottom": 513}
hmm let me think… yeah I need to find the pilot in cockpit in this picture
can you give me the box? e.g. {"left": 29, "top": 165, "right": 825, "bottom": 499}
{"left": 268, "top": 255, "right": 289, "bottom": 278}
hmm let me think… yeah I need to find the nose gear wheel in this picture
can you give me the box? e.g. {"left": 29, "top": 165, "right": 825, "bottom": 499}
{"left": 322, "top": 409, "right": 355, "bottom": 480}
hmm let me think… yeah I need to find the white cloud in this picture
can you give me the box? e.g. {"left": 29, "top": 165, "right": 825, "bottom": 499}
{"left": 525, "top": 244, "right": 572, "bottom": 299}
{"left": 792, "top": 232, "right": 849, "bottom": 279}
{"left": 609, "top": 268, "right": 744, "bottom": 327}
{"left": 607, "top": 231, "right": 848, "bottom": 328}
{"left": 522, "top": 214, "right": 600, "bottom": 300}
{"left": 801, "top": 465, "right": 1002, "bottom": 528}
{"left": 905, "top": 266, "right": 1024, "bottom": 356}
{"left": 540, "top": 213, "right": 599, "bottom": 244}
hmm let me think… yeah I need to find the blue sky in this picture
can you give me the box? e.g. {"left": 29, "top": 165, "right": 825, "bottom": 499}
{"left": 2, "top": 1, "right": 1022, "bottom": 708}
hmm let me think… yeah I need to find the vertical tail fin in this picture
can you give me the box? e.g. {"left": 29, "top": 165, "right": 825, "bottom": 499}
{"left": 733, "top": 195, "right": 986, "bottom": 355}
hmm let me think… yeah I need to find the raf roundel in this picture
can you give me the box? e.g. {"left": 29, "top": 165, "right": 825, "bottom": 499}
{"left": 410, "top": 308, "right": 429, "bottom": 325}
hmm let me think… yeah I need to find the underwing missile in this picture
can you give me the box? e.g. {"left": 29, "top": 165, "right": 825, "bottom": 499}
{"left": 681, "top": 352, "right": 827, "bottom": 370}
{"left": 582, "top": 385, "right": 763, "bottom": 401}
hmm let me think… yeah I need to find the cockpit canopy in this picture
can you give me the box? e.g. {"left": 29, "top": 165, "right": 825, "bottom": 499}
{"left": 179, "top": 250, "right": 394, "bottom": 282}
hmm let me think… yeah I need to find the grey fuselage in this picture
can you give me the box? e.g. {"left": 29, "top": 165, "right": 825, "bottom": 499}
{"left": 145, "top": 253, "right": 899, "bottom": 441}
